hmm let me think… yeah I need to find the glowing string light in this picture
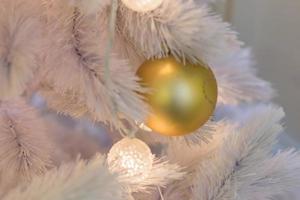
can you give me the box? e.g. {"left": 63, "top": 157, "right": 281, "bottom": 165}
{"left": 107, "top": 137, "right": 153, "bottom": 182}
{"left": 121, "top": 0, "right": 163, "bottom": 12}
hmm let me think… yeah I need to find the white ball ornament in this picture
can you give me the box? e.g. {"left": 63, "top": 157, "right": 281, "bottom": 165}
{"left": 121, "top": 0, "right": 163, "bottom": 12}
{"left": 107, "top": 138, "right": 153, "bottom": 182}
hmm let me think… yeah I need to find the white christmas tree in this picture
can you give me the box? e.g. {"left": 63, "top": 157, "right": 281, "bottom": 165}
{"left": 0, "top": 0, "right": 299, "bottom": 199}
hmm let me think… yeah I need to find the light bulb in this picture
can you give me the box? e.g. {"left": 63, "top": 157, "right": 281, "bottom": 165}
{"left": 107, "top": 138, "right": 153, "bottom": 182}
{"left": 121, "top": 0, "right": 163, "bottom": 12}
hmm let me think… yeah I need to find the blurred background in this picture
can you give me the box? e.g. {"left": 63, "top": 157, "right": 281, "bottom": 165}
{"left": 215, "top": 0, "right": 300, "bottom": 148}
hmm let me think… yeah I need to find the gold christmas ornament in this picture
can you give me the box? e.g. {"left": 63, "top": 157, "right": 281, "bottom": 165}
{"left": 107, "top": 138, "right": 153, "bottom": 182}
{"left": 136, "top": 57, "right": 218, "bottom": 136}
{"left": 121, "top": 0, "right": 163, "bottom": 12}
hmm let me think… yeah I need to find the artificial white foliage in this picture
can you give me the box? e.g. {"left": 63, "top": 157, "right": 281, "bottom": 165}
{"left": 0, "top": 0, "right": 44, "bottom": 99}
{"left": 40, "top": 84, "right": 95, "bottom": 119}
{"left": 3, "top": 155, "right": 123, "bottom": 200}
{"left": 197, "top": 0, "right": 217, "bottom": 4}
{"left": 190, "top": 105, "right": 300, "bottom": 200}
{"left": 0, "top": 98, "right": 53, "bottom": 195}
{"left": 212, "top": 48, "right": 275, "bottom": 105}
{"left": 115, "top": 157, "right": 185, "bottom": 193}
{"left": 116, "top": 0, "right": 241, "bottom": 64}
{"left": 41, "top": 0, "right": 147, "bottom": 131}
{"left": 0, "top": 0, "right": 299, "bottom": 199}
{"left": 69, "top": 0, "right": 111, "bottom": 15}
{"left": 231, "top": 149, "right": 300, "bottom": 200}
{"left": 159, "top": 121, "right": 231, "bottom": 200}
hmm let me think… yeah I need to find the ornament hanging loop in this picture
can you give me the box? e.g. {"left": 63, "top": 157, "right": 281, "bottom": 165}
{"left": 104, "top": 0, "right": 118, "bottom": 87}
{"left": 104, "top": 0, "right": 140, "bottom": 139}
{"left": 104, "top": 0, "right": 125, "bottom": 136}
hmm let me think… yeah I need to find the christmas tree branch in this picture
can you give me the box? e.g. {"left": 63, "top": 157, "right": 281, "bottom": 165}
{"left": 40, "top": 0, "right": 147, "bottom": 132}
{"left": 3, "top": 155, "right": 123, "bottom": 200}
{"left": 0, "top": 0, "right": 44, "bottom": 99}
{"left": 0, "top": 98, "right": 53, "bottom": 196}
{"left": 191, "top": 105, "right": 300, "bottom": 200}
{"left": 116, "top": 0, "right": 241, "bottom": 64}
{"left": 212, "top": 48, "right": 275, "bottom": 105}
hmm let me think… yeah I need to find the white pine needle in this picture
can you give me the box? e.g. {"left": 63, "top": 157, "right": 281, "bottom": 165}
{"left": 191, "top": 105, "right": 300, "bottom": 200}
{"left": 212, "top": 48, "right": 275, "bottom": 105}
{"left": 0, "top": 98, "right": 53, "bottom": 194}
{"left": 40, "top": 0, "right": 147, "bottom": 131}
{"left": 3, "top": 155, "right": 123, "bottom": 200}
{"left": 0, "top": 0, "right": 44, "bottom": 99}
{"left": 69, "top": 0, "right": 111, "bottom": 15}
{"left": 116, "top": 0, "right": 241, "bottom": 64}
{"left": 115, "top": 157, "right": 185, "bottom": 193}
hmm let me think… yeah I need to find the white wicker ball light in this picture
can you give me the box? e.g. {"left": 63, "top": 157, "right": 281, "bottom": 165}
{"left": 107, "top": 138, "right": 153, "bottom": 181}
{"left": 121, "top": 0, "right": 163, "bottom": 12}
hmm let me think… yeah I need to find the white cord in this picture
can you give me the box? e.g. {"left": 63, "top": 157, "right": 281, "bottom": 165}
{"left": 158, "top": 186, "right": 165, "bottom": 200}
{"left": 104, "top": 0, "right": 118, "bottom": 87}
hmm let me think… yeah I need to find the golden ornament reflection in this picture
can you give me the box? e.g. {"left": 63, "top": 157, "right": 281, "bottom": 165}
{"left": 136, "top": 57, "right": 218, "bottom": 136}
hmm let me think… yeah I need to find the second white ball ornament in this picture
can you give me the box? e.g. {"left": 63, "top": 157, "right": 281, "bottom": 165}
{"left": 121, "top": 0, "right": 163, "bottom": 12}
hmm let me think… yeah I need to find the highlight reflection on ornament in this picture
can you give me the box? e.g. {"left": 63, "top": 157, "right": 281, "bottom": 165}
{"left": 121, "top": 0, "right": 163, "bottom": 12}
{"left": 107, "top": 138, "right": 153, "bottom": 182}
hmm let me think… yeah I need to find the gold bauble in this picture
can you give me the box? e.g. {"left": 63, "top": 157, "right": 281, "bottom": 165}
{"left": 136, "top": 57, "right": 218, "bottom": 136}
